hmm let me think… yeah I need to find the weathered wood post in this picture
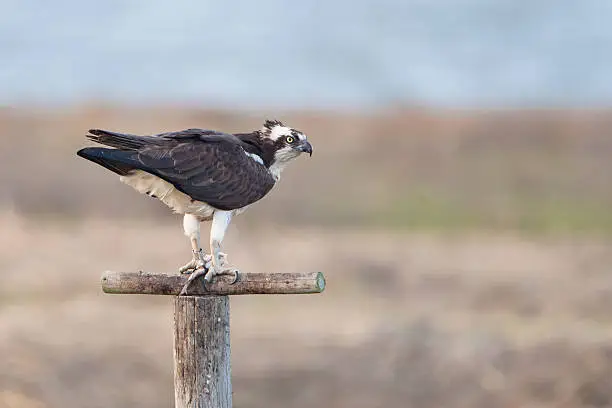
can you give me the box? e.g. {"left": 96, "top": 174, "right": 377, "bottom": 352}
{"left": 101, "top": 271, "right": 326, "bottom": 408}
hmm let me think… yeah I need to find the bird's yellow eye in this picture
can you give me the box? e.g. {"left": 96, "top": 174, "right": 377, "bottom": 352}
{"left": 286, "top": 136, "right": 294, "bottom": 143}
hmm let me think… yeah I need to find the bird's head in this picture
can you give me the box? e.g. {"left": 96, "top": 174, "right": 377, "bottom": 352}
{"left": 260, "top": 119, "right": 313, "bottom": 159}
{"left": 255, "top": 120, "right": 312, "bottom": 179}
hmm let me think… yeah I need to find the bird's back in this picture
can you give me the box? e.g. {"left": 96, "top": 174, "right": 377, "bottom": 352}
{"left": 77, "top": 128, "right": 277, "bottom": 211}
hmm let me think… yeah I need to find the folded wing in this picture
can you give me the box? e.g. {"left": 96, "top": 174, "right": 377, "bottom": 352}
{"left": 77, "top": 129, "right": 276, "bottom": 210}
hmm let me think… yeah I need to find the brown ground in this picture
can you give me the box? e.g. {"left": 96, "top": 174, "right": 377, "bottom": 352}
{"left": 1, "top": 107, "right": 612, "bottom": 408}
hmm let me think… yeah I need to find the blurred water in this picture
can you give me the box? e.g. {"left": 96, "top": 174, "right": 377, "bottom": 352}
{"left": 0, "top": 0, "right": 610, "bottom": 108}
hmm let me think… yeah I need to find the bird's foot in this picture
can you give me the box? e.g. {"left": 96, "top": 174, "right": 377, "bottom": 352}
{"left": 216, "top": 252, "right": 229, "bottom": 267}
{"left": 178, "top": 266, "right": 239, "bottom": 296}
{"left": 179, "top": 249, "right": 222, "bottom": 274}
{"left": 204, "top": 252, "right": 237, "bottom": 283}
{"left": 179, "top": 267, "right": 207, "bottom": 296}
{"left": 179, "top": 252, "right": 230, "bottom": 274}
{"left": 203, "top": 266, "right": 240, "bottom": 285}
{"left": 178, "top": 252, "right": 236, "bottom": 296}
{"left": 178, "top": 258, "right": 205, "bottom": 274}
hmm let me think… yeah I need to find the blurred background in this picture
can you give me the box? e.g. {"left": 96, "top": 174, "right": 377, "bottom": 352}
{"left": 2, "top": 1, "right": 612, "bottom": 407}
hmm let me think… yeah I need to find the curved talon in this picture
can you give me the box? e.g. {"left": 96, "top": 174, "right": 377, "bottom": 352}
{"left": 203, "top": 267, "right": 216, "bottom": 283}
{"left": 219, "top": 269, "right": 239, "bottom": 284}
{"left": 231, "top": 270, "right": 239, "bottom": 284}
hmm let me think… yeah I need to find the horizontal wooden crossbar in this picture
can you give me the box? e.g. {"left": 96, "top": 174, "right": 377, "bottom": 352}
{"left": 101, "top": 271, "right": 326, "bottom": 296}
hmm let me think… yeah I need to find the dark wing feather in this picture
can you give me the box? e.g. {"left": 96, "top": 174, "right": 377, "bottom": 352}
{"left": 86, "top": 128, "right": 241, "bottom": 150}
{"left": 86, "top": 129, "right": 163, "bottom": 150}
{"left": 155, "top": 128, "right": 237, "bottom": 140}
{"left": 136, "top": 140, "right": 275, "bottom": 210}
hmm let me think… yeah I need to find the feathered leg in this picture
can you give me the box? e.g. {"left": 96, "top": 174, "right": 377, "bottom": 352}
{"left": 179, "top": 211, "right": 238, "bottom": 295}
{"left": 204, "top": 210, "right": 239, "bottom": 282}
{"left": 178, "top": 214, "right": 206, "bottom": 273}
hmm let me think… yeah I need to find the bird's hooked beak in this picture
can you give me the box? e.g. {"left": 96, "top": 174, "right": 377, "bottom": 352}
{"left": 298, "top": 140, "right": 313, "bottom": 156}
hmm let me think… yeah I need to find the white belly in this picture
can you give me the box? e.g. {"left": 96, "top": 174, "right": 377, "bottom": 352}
{"left": 119, "top": 170, "right": 237, "bottom": 219}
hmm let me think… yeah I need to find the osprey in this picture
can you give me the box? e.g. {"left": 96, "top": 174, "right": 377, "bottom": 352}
{"left": 77, "top": 120, "right": 312, "bottom": 295}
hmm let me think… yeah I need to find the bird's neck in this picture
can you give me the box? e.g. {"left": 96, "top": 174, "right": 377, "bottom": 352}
{"left": 268, "top": 161, "right": 283, "bottom": 181}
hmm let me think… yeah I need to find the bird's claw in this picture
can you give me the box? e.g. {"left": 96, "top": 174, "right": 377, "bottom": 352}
{"left": 178, "top": 260, "right": 205, "bottom": 274}
{"left": 178, "top": 250, "right": 207, "bottom": 274}
{"left": 178, "top": 252, "right": 237, "bottom": 295}
{"left": 179, "top": 267, "right": 239, "bottom": 296}
{"left": 204, "top": 267, "right": 240, "bottom": 284}
{"left": 179, "top": 266, "right": 207, "bottom": 296}
{"left": 218, "top": 268, "right": 240, "bottom": 284}
{"left": 180, "top": 252, "right": 229, "bottom": 274}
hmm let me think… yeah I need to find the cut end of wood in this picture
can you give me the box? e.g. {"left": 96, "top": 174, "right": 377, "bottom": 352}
{"left": 316, "top": 272, "right": 326, "bottom": 292}
{"left": 101, "top": 270, "right": 326, "bottom": 296}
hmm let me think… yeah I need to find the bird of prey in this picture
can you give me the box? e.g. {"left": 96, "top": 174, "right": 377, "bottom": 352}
{"left": 76, "top": 120, "right": 313, "bottom": 295}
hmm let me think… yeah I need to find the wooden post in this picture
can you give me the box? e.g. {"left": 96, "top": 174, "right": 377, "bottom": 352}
{"left": 101, "top": 270, "right": 325, "bottom": 408}
{"left": 174, "top": 296, "right": 231, "bottom": 408}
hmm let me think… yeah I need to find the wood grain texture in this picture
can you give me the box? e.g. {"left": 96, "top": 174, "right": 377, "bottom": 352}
{"left": 101, "top": 271, "right": 326, "bottom": 296}
{"left": 174, "top": 296, "right": 231, "bottom": 408}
